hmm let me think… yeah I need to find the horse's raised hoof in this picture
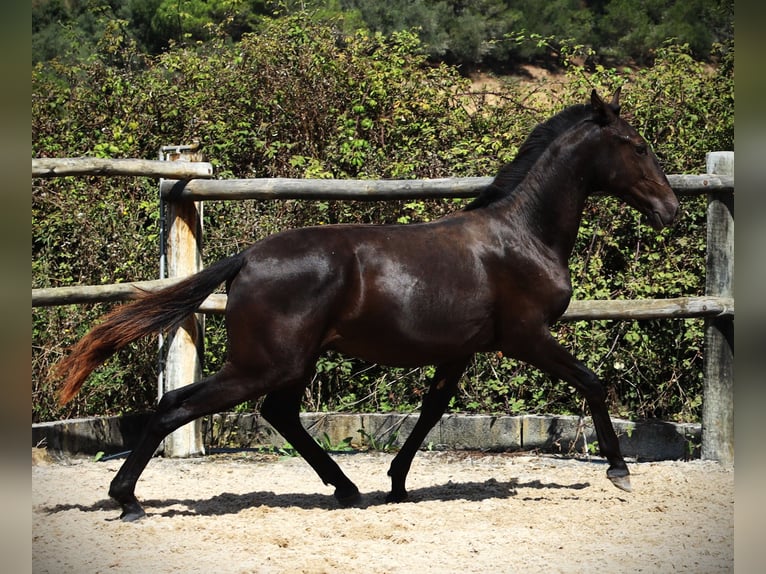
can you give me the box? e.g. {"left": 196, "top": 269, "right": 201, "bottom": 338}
{"left": 607, "top": 473, "right": 632, "bottom": 493}
{"left": 334, "top": 485, "right": 362, "bottom": 508}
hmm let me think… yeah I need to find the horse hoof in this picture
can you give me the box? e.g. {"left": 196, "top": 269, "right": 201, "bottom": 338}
{"left": 119, "top": 503, "right": 147, "bottom": 522}
{"left": 608, "top": 474, "right": 632, "bottom": 493}
{"left": 385, "top": 490, "right": 408, "bottom": 504}
{"left": 335, "top": 486, "right": 362, "bottom": 507}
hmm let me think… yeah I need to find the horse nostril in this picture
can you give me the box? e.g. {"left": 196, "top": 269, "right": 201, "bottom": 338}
{"left": 671, "top": 201, "right": 680, "bottom": 221}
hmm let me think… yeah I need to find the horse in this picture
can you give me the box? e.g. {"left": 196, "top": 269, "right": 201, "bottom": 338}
{"left": 54, "top": 88, "right": 679, "bottom": 521}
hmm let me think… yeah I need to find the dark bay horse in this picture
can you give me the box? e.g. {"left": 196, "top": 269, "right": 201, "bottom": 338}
{"left": 55, "top": 89, "right": 679, "bottom": 521}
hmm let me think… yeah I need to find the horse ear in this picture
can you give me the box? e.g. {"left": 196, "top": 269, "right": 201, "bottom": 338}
{"left": 590, "top": 89, "right": 617, "bottom": 125}
{"left": 609, "top": 86, "right": 622, "bottom": 116}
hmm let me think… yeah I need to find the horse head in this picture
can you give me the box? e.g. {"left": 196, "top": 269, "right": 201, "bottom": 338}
{"left": 590, "top": 88, "right": 679, "bottom": 230}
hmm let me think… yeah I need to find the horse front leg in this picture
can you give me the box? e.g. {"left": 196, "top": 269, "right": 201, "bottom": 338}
{"left": 260, "top": 386, "right": 361, "bottom": 506}
{"left": 386, "top": 358, "right": 470, "bottom": 502}
{"left": 514, "top": 332, "right": 631, "bottom": 492}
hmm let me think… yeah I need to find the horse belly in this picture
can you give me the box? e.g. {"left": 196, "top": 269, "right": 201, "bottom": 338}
{"left": 327, "top": 303, "right": 492, "bottom": 367}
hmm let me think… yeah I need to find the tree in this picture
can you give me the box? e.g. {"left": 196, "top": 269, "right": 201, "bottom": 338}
{"left": 33, "top": 0, "right": 734, "bottom": 67}
{"left": 32, "top": 0, "right": 131, "bottom": 63}
{"left": 597, "top": 0, "right": 733, "bottom": 63}
{"left": 130, "top": 0, "right": 271, "bottom": 51}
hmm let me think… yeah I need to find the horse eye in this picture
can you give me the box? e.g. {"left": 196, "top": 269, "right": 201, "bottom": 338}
{"left": 635, "top": 143, "right": 648, "bottom": 155}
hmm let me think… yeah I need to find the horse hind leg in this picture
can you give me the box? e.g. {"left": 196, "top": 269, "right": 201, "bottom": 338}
{"left": 108, "top": 364, "right": 266, "bottom": 521}
{"left": 386, "top": 358, "right": 469, "bottom": 503}
{"left": 260, "top": 385, "right": 361, "bottom": 506}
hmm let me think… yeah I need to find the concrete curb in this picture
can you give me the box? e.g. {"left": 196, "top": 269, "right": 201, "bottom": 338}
{"left": 33, "top": 412, "right": 700, "bottom": 461}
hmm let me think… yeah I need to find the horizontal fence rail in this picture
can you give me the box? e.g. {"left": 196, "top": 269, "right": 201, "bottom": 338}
{"left": 159, "top": 173, "right": 733, "bottom": 201}
{"left": 32, "top": 157, "right": 214, "bottom": 179}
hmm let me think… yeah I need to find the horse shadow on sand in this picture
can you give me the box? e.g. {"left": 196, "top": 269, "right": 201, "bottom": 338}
{"left": 39, "top": 476, "right": 591, "bottom": 519}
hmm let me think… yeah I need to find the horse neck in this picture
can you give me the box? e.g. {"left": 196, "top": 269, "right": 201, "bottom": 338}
{"left": 492, "top": 126, "right": 598, "bottom": 263}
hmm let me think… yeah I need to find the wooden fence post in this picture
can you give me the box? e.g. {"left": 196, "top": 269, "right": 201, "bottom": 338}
{"left": 160, "top": 144, "right": 205, "bottom": 457}
{"left": 701, "top": 151, "right": 734, "bottom": 465}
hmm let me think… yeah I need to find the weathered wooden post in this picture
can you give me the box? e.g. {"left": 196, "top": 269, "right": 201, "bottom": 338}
{"left": 701, "top": 151, "right": 734, "bottom": 465}
{"left": 159, "top": 144, "right": 205, "bottom": 457}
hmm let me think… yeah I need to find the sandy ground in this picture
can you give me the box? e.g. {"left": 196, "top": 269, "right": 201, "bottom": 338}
{"left": 33, "top": 450, "right": 733, "bottom": 573}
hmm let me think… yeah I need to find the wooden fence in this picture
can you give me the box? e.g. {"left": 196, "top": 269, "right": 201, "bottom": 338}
{"left": 32, "top": 153, "right": 734, "bottom": 463}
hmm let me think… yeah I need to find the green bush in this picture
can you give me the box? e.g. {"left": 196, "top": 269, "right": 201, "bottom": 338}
{"left": 32, "top": 16, "right": 733, "bottom": 424}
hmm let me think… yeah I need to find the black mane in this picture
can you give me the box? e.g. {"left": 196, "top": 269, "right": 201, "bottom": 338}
{"left": 464, "top": 104, "right": 593, "bottom": 210}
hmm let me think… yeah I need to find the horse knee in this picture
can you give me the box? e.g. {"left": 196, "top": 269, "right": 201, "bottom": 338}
{"left": 582, "top": 378, "right": 607, "bottom": 404}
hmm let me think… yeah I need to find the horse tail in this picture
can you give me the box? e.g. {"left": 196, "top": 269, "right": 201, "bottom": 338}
{"left": 55, "top": 253, "right": 245, "bottom": 405}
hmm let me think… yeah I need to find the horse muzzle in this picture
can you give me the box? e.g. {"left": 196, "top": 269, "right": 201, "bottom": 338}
{"left": 647, "top": 200, "right": 679, "bottom": 230}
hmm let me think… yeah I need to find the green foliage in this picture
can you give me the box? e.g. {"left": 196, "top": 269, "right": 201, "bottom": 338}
{"left": 33, "top": 15, "right": 733, "bottom": 425}
{"left": 33, "top": 0, "right": 733, "bottom": 67}
{"left": 315, "top": 432, "right": 355, "bottom": 452}
{"left": 598, "top": 0, "right": 733, "bottom": 63}
{"left": 338, "top": 0, "right": 733, "bottom": 66}
{"left": 357, "top": 428, "right": 400, "bottom": 453}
